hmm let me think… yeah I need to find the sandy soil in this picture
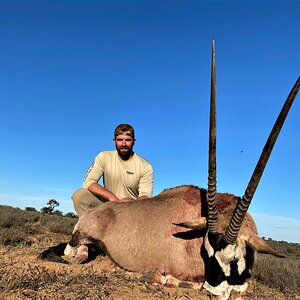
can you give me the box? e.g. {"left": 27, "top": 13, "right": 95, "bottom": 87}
{"left": 0, "top": 232, "right": 295, "bottom": 300}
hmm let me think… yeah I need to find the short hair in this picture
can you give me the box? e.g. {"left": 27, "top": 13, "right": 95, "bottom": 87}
{"left": 114, "top": 124, "right": 135, "bottom": 139}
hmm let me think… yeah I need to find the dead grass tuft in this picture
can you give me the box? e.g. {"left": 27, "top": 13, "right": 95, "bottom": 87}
{"left": 253, "top": 240, "right": 300, "bottom": 297}
{"left": 0, "top": 205, "right": 77, "bottom": 246}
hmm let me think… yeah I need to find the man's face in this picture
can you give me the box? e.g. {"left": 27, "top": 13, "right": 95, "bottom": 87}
{"left": 114, "top": 132, "right": 135, "bottom": 160}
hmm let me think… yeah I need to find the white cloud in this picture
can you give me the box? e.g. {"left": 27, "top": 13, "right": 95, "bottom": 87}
{"left": 252, "top": 213, "right": 300, "bottom": 244}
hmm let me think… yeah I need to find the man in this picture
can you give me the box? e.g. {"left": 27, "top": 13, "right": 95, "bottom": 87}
{"left": 72, "top": 123, "right": 154, "bottom": 217}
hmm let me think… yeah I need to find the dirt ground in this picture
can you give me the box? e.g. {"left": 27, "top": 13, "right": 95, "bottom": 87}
{"left": 0, "top": 233, "right": 296, "bottom": 300}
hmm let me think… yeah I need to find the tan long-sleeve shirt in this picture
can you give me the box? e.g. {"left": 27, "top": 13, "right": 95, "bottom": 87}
{"left": 83, "top": 150, "right": 153, "bottom": 200}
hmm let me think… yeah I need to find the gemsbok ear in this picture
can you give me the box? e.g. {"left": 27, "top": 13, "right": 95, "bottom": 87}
{"left": 247, "top": 235, "right": 285, "bottom": 258}
{"left": 173, "top": 217, "right": 207, "bottom": 229}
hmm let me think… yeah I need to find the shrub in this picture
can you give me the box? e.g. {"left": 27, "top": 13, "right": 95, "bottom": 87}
{"left": 0, "top": 205, "right": 77, "bottom": 246}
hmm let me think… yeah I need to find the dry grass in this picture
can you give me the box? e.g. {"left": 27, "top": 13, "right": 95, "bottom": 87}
{"left": 0, "top": 205, "right": 77, "bottom": 246}
{"left": 253, "top": 240, "right": 300, "bottom": 296}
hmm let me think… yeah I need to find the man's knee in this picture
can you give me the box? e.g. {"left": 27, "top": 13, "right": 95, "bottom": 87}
{"left": 72, "top": 188, "right": 102, "bottom": 217}
{"left": 72, "top": 188, "right": 88, "bottom": 205}
{"left": 72, "top": 188, "right": 90, "bottom": 217}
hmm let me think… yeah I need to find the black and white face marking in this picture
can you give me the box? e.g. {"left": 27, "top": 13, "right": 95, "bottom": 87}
{"left": 201, "top": 233, "right": 254, "bottom": 297}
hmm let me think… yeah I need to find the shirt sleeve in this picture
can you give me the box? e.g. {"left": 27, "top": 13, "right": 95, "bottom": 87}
{"left": 138, "top": 163, "right": 154, "bottom": 198}
{"left": 83, "top": 153, "right": 104, "bottom": 189}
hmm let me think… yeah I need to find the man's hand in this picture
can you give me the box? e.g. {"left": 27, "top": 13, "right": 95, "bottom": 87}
{"left": 118, "top": 197, "right": 132, "bottom": 203}
{"left": 137, "top": 195, "right": 149, "bottom": 200}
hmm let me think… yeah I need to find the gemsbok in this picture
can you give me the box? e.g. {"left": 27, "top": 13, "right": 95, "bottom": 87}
{"left": 39, "top": 40, "right": 299, "bottom": 299}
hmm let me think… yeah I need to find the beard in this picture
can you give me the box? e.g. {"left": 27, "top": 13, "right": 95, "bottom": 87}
{"left": 116, "top": 144, "right": 134, "bottom": 160}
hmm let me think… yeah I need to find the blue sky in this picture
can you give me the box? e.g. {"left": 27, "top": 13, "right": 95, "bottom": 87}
{"left": 0, "top": 1, "right": 299, "bottom": 243}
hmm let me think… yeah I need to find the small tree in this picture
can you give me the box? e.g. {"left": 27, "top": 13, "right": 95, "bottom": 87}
{"left": 25, "top": 207, "right": 37, "bottom": 212}
{"left": 64, "top": 212, "right": 77, "bottom": 218}
{"left": 52, "top": 210, "right": 63, "bottom": 216}
{"left": 41, "top": 199, "right": 60, "bottom": 214}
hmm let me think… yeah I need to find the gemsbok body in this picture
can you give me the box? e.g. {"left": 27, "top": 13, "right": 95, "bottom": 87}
{"left": 39, "top": 41, "right": 299, "bottom": 299}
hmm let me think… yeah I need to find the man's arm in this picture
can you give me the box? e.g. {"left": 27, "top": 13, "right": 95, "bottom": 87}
{"left": 83, "top": 154, "right": 121, "bottom": 202}
{"left": 138, "top": 163, "right": 154, "bottom": 199}
{"left": 87, "top": 182, "right": 119, "bottom": 202}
